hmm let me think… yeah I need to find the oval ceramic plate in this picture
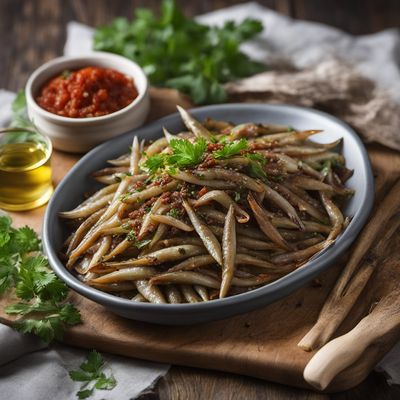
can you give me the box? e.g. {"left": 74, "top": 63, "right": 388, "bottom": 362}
{"left": 43, "top": 104, "right": 374, "bottom": 325}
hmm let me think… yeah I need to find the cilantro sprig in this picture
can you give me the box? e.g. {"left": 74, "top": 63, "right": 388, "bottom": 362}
{"left": 93, "top": 0, "right": 264, "bottom": 104}
{"left": 213, "top": 138, "right": 248, "bottom": 159}
{"left": 245, "top": 153, "right": 268, "bottom": 180}
{"left": 143, "top": 137, "right": 208, "bottom": 174}
{"left": 69, "top": 350, "right": 117, "bottom": 399}
{"left": 168, "top": 137, "right": 207, "bottom": 168}
{"left": 0, "top": 214, "right": 81, "bottom": 342}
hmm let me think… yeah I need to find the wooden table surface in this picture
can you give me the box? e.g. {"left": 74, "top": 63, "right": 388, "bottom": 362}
{"left": 1, "top": 1, "right": 399, "bottom": 399}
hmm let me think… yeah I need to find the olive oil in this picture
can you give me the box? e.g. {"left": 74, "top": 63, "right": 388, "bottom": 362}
{"left": 0, "top": 141, "right": 53, "bottom": 211}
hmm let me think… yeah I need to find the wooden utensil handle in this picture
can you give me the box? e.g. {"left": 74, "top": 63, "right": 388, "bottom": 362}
{"left": 298, "top": 179, "right": 400, "bottom": 351}
{"left": 304, "top": 285, "right": 400, "bottom": 390}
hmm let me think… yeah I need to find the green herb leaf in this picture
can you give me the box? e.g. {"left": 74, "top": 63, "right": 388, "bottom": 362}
{"left": 168, "top": 137, "right": 207, "bottom": 168}
{"left": 245, "top": 153, "right": 268, "bottom": 180}
{"left": 93, "top": 0, "right": 265, "bottom": 104}
{"left": 95, "top": 375, "right": 117, "bottom": 390}
{"left": 126, "top": 231, "right": 151, "bottom": 249}
{"left": 0, "top": 215, "right": 81, "bottom": 342}
{"left": 213, "top": 139, "right": 248, "bottom": 159}
{"left": 167, "top": 208, "right": 180, "bottom": 219}
{"left": 77, "top": 389, "right": 93, "bottom": 399}
{"left": 69, "top": 350, "right": 117, "bottom": 399}
{"left": 6, "top": 300, "right": 81, "bottom": 342}
{"left": 143, "top": 154, "right": 166, "bottom": 174}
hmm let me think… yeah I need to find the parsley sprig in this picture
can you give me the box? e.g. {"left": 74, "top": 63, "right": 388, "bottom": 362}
{"left": 213, "top": 138, "right": 248, "bottom": 159}
{"left": 143, "top": 137, "right": 207, "bottom": 174}
{"left": 93, "top": 0, "right": 264, "bottom": 104}
{"left": 169, "top": 137, "right": 207, "bottom": 168}
{"left": 245, "top": 153, "right": 268, "bottom": 180}
{"left": 69, "top": 350, "right": 117, "bottom": 399}
{"left": 0, "top": 214, "right": 81, "bottom": 342}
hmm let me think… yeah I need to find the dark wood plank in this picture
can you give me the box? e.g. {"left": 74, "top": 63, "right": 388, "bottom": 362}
{"left": 1, "top": 1, "right": 399, "bottom": 399}
{"left": 158, "top": 368, "right": 329, "bottom": 400}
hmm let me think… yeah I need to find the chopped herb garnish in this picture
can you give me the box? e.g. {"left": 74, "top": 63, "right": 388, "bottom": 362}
{"left": 126, "top": 230, "right": 151, "bottom": 249}
{"left": 213, "top": 138, "right": 248, "bottom": 159}
{"left": 167, "top": 208, "right": 180, "bottom": 219}
{"left": 126, "top": 230, "right": 137, "bottom": 242}
{"left": 119, "top": 192, "right": 131, "bottom": 201}
{"left": 69, "top": 350, "right": 117, "bottom": 399}
{"left": 234, "top": 192, "right": 241, "bottom": 202}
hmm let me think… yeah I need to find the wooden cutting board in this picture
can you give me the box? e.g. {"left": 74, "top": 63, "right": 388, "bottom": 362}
{"left": 1, "top": 90, "right": 400, "bottom": 393}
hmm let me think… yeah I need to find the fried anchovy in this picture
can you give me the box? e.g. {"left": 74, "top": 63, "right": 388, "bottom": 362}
{"left": 183, "top": 199, "right": 223, "bottom": 265}
{"left": 177, "top": 105, "right": 212, "bottom": 140}
{"left": 220, "top": 205, "right": 236, "bottom": 298}
{"left": 247, "top": 193, "right": 291, "bottom": 250}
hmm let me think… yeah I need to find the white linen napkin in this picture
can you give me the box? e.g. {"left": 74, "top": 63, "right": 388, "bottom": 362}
{"left": 1, "top": 3, "right": 400, "bottom": 398}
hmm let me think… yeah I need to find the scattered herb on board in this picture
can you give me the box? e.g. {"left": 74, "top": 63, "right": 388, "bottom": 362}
{"left": 93, "top": 0, "right": 265, "bottom": 104}
{"left": 0, "top": 214, "right": 81, "bottom": 342}
{"left": 69, "top": 350, "right": 117, "bottom": 399}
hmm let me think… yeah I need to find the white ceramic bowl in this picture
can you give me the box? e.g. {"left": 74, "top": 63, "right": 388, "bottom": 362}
{"left": 25, "top": 52, "right": 150, "bottom": 153}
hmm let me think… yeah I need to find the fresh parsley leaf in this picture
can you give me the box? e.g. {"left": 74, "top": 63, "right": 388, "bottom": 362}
{"left": 15, "top": 255, "right": 68, "bottom": 302}
{"left": 0, "top": 215, "right": 81, "bottom": 341}
{"left": 93, "top": 0, "right": 265, "bottom": 104}
{"left": 245, "top": 153, "right": 268, "bottom": 180}
{"left": 0, "top": 215, "right": 12, "bottom": 248}
{"left": 213, "top": 139, "right": 248, "bottom": 159}
{"left": 143, "top": 154, "right": 166, "bottom": 174}
{"left": 245, "top": 153, "right": 266, "bottom": 164}
{"left": 6, "top": 301, "right": 81, "bottom": 342}
{"left": 11, "top": 226, "right": 41, "bottom": 254}
{"left": 69, "top": 350, "right": 117, "bottom": 399}
{"left": 168, "top": 137, "right": 207, "bottom": 168}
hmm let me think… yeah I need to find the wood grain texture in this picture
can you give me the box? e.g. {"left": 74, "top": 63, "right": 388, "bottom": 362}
{"left": 1, "top": 1, "right": 400, "bottom": 399}
{"left": 2, "top": 133, "right": 400, "bottom": 399}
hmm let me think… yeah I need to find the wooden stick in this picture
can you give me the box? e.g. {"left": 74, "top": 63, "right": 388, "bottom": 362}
{"left": 298, "top": 179, "right": 400, "bottom": 351}
{"left": 303, "top": 281, "right": 400, "bottom": 391}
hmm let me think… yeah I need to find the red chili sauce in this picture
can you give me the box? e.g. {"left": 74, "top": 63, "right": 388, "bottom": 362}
{"left": 36, "top": 66, "right": 138, "bottom": 118}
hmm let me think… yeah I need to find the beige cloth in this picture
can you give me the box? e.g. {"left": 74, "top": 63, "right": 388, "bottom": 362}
{"left": 226, "top": 59, "right": 400, "bottom": 151}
